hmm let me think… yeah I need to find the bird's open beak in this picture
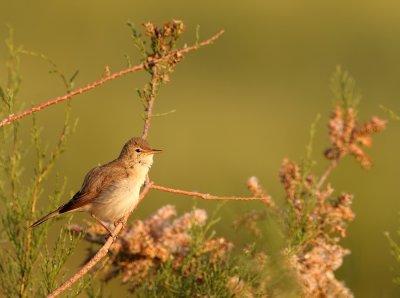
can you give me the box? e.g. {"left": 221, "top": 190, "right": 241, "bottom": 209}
{"left": 143, "top": 149, "right": 162, "bottom": 155}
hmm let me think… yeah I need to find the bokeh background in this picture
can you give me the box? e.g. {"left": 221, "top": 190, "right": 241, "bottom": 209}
{"left": 1, "top": 1, "right": 400, "bottom": 297}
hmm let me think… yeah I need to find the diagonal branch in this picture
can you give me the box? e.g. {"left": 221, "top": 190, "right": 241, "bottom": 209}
{"left": 0, "top": 30, "right": 224, "bottom": 129}
{"left": 47, "top": 181, "right": 153, "bottom": 298}
{"left": 47, "top": 28, "right": 225, "bottom": 298}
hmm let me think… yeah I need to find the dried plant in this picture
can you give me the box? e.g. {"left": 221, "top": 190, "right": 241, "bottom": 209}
{"left": 0, "top": 20, "right": 229, "bottom": 297}
{"left": 324, "top": 104, "right": 386, "bottom": 169}
{"left": 232, "top": 67, "right": 386, "bottom": 297}
{"left": 0, "top": 19, "right": 391, "bottom": 298}
{"left": 70, "top": 205, "right": 233, "bottom": 293}
{"left": 71, "top": 67, "right": 386, "bottom": 297}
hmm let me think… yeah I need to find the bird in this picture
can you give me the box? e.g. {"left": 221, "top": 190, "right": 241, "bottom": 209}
{"left": 30, "top": 137, "right": 161, "bottom": 235}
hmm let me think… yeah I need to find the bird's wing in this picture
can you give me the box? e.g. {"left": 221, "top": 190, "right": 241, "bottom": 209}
{"left": 59, "top": 161, "right": 128, "bottom": 214}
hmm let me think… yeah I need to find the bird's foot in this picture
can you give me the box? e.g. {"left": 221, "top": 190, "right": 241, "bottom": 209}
{"left": 114, "top": 217, "right": 126, "bottom": 227}
{"left": 105, "top": 218, "right": 125, "bottom": 240}
{"left": 91, "top": 213, "right": 115, "bottom": 239}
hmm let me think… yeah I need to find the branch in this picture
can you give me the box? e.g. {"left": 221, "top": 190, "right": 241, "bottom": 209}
{"left": 47, "top": 28, "right": 225, "bottom": 297}
{"left": 48, "top": 180, "right": 268, "bottom": 297}
{"left": 47, "top": 29, "right": 224, "bottom": 297}
{"left": 47, "top": 182, "right": 153, "bottom": 298}
{"left": 316, "top": 160, "right": 337, "bottom": 190}
{"left": 141, "top": 68, "right": 159, "bottom": 140}
{"left": 150, "top": 184, "right": 264, "bottom": 202}
{"left": 0, "top": 30, "right": 224, "bottom": 129}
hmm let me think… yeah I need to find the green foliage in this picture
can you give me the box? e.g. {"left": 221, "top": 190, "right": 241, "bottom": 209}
{"left": 135, "top": 249, "right": 235, "bottom": 296}
{"left": 133, "top": 214, "right": 253, "bottom": 297}
{"left": 130, "top": 21, "right": 184, "bottom": 123}
{"left": 127, "top": 22, "right": 148, "bottom": 61}
{"left": 108, "top": 210, "right": 216, "bottom": 296}
{"left": 85, "top": 280, "right": 106, "bottom": 298}
{"left": 40, "top": 218, "right": 81, "bottom": 295}
{"left": 380, "top": 105, "right": 400, "bottom": 121}
{"left": 0, "top": 29, "right": 82, "bottom": 297}
{"left": 386, "top": 227, "right": 400, "bottom": 286}
{"left": 330, "top": 65, "right": 361, "bottom": 110}
{"left": 129, "top": 211, "right": 298, "bottom": 298}
{"left": 0, "top": 21, "right": 392, "bottom": 298}
{"left": 303, "top": 113, "right": 320, "bottom": 176}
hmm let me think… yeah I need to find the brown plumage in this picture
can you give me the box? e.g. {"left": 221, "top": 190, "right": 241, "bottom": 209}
{"left": 31, "top": 137, "right": 161, "bottom": 232}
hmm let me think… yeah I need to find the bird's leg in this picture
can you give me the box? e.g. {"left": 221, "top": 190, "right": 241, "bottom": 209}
{"left": 91, "top": 213, "right": 115, "bottom": 236}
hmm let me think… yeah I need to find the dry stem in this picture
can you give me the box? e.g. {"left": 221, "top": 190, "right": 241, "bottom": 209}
{"left": 47, "top": 29, "right": 225, "bottom": 297}
{"left": 316, "top": 160, "right": 337, "bottom": 190}
{"left": 150, "top": 184, "right": 263, "bottom": 201}
{"left": 0, "top": 30, "right": 224, "bottom": 129}
{"left": 47, "top": 181, "right": 153, "bottom": 298}
{"left": 141, "top": 70, "right": 158, "bottom": 140}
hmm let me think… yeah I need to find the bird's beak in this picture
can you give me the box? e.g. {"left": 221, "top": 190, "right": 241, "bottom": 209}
{"left": 143, "top": 149, "right": 162, "bottom": 155}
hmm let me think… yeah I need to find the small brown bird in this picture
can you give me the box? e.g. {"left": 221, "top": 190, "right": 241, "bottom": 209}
{"left": 31, "top": 137, "right": 161, "bottom": 234}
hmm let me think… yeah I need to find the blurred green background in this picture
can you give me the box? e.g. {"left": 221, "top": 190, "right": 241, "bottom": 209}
{"left": 1, "top": 1, "right": 400, "bottom": 297}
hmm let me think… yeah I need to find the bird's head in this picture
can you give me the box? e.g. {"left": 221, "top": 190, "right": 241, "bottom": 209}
{"left": 119, "top": 137, "right": 162, "bottom": 166}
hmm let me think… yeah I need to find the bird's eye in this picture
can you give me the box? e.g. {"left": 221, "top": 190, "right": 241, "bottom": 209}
{"left": 135, "top": 148, "right": 142, "bottom": 153}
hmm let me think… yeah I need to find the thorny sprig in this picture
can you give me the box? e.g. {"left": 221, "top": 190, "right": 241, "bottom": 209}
{"left": 131, "top": 20, "right": 186, "bottom": 139}
{"left": 280, "top": 159, "right": 303, "bottom": 201}
{"left": 275, "top": 155, "right": 357, "bottom": 296}
{"left": 287, "top": 191, "right": 355, "bottom": 297}
{"left": 139, "top": 20, "right": 185, "bottom": 81}
{"left": 279, "top": 159, "right": 355, "bottom": 239}
{"left": 324, "top": 104, "right": 386, "bottom": 168}
{"left": 324, "top": 66, "right": 386, "bottom": 169}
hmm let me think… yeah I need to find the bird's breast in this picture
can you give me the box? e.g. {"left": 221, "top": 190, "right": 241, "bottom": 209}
{"left": 91, "top": 177, "right": 144, "bottom": 222}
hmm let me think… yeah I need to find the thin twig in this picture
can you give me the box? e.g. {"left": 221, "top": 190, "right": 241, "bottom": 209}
{"left": 47, "top": 182, "right": 153, "bottom": 298}
{"left": 316, "top": 160, "right": 337, "bottom": 190}
{"left": 0, "top": 30, "right": 224, "bottom": 129}
{"left": 150, "top": 184, "right": 263, "bottom": 201}
{"left": 141, "top": 70, "right": 159, "bottom": 140}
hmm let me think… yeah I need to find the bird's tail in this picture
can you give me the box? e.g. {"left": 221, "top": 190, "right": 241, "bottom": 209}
{"left": 30, "top": 210, "right": 60, "bottom": 228}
